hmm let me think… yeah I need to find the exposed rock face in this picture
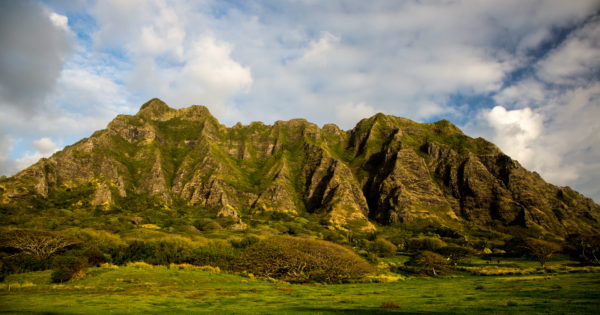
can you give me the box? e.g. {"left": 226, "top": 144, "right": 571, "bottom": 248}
{"left": 1, "top": 98, "right": 599, "bottom": 235}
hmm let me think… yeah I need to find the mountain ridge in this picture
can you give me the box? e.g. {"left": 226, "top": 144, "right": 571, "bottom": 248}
{"left": 1, "top": 98, "right": 598, "bottom": 237}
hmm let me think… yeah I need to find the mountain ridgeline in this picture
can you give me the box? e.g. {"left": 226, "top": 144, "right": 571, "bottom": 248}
{"left": 1, "top": 98, "right": 599, "bottom": 237}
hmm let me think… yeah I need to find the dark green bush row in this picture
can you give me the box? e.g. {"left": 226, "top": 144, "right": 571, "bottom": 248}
{"left": 104, "top": 240, "right": 239, "bottom": 269}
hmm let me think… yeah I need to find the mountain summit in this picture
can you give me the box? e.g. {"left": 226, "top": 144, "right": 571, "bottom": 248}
{"left": 1, "top": 99, "right": 598, "bottom": 236}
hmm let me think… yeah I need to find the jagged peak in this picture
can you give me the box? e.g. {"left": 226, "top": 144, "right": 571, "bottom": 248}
{"left": 139, "top": 98, "right": 171, "bottom": 112}
{"left": 430, "top": 119, "right": 464, "bottom": 135}
{"left": 136, "top": 98, "right": 176, "bottom": 121}
{"left": 179, "top": 105, "right": 212, "bottom": 118}
{"left": 136, "top": 99, "right": 220, "bottom": 124}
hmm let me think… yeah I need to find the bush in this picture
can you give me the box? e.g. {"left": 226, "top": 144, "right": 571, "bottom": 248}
{"left": 1, "top": 254, "right": 50, "bottom": 279}
{"left": 406, "top": 251, "right": 449, "bottom": 276}
{"left": 108, "top": 239, "right": 200, "bottom": 266}
{"left": 407, "top": 236, "right": 445, "bottom": 252}
{"left": 370, "top": 238, "right": 398, "bottom": 257}
{"left": 51, "top": 256, "right": 87, "bottom": 283}
{"left": 238, "top": 236, "right": 373, "bottom": 283}
{"left": 193, "top": 219, "right": 223, "bottom": 231}
{"left": 230, "top": 236, "right": 260, "bottom": 249}
{"left": 84, "top": 247, "right": 108, "bottom": 267}
{"left": 524, "top": 238, "right": 561, "bottom": 268}
{"left": 438, "top": 245, "right": 474, "bottom": 266}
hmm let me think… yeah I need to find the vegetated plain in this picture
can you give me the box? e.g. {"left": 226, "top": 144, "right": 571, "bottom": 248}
{"left": 2, "top": 258, "right": 600, "bottom": 314}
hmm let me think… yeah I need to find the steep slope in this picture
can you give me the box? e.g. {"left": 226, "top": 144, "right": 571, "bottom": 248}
{"left": 1, "top": 99, "right": 598, "bottom": 236}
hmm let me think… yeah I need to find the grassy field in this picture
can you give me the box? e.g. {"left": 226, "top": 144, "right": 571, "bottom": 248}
{"left": 1, "top": 261, "right": 600, "bottom": 314}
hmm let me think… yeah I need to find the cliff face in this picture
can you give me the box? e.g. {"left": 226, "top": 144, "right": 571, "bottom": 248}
{"left": 1, "top": 98, "right": 599, "bottom": 235}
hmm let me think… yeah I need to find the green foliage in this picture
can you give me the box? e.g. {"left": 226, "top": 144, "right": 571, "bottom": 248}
{"left": 568, "top": 234, "right": 600, "bottom": 265}
{"left": 229, "top": 235, "right": 260, "bottom": 249}
{"left": 407, "top": 236, "right": 446, "bottom": 252}
{"left": 438, "top": 245, "right": 474, "bottom": 266}
{"left": 524, "top": 238, "right": 562, "bottom": 268}
{"left": 370, "top": 238, "right": 398, "bottom": 257}
{"left": 238, "top": 236, "right": 373, "bottom": 283}
{"left": 51, "top": 255, "right": 88, "bottom": 283}
{"left": 407, "top": 251, "right": 450, "bottom": 276}
{"left": 0, "top": 254, "right": 50, "bottom": 280}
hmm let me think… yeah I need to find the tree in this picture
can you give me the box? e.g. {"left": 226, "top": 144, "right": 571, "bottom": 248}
{"left": 524, "top": 238, "right": 561, "bottom": 268}
{"left": 438, "top": 245, "right": 474, "bottom": 266}
{"left": 569, "top": 234, "right": 600, "bottom": 265}
{"left": 1, "top": 230, "right": 77, "bottom": 259}
{"left": 239, "top": 236, "right": 374, "bottom": 283}
{"left": 407, "top": 251, "right": 449, "bottom": 276}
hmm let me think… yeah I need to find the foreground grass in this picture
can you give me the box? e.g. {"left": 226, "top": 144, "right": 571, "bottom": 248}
{"left": 1, "top": 265, "right": 600, "bottom": 314}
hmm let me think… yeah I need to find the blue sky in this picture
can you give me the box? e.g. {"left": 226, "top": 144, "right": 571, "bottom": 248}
{"left": 1, "top": 0, "right": 599, "bottom": 202}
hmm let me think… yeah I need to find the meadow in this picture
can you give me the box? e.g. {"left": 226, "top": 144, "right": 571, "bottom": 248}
{"left": 1, "top": 260, "right": 600, "bottom": 314}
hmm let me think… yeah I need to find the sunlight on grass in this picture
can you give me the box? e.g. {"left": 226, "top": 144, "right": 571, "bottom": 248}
{"left": 1, "top": 266, "right": 600, "bottom": 314}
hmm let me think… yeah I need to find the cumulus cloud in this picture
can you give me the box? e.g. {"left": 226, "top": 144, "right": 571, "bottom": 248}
{"left": 476, "top": 17, "right": 600, "bottom": 201}
{"left": 335, "top": 102, "right": 377, "bottom": 130}
{"left": 15, "top": 138, "right": 59, "bottom": 171}
{"left": 536, "top": 17, "right": 600, "bottom": 85}
{"left": 162, "top": 36, "right": 252, "bottom": 116}
{"left": 32, "top": 137, "right": 59, "bottom": 156}
{"left": 92, "top": 0, "right": 251, "bottom": 119}
{"left": 486, "top": 106, "right": 543, "bottom": 168}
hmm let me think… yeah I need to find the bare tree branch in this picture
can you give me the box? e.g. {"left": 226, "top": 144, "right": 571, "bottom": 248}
{"left": 1, "top": 230, "right": 77, "bottom": 259}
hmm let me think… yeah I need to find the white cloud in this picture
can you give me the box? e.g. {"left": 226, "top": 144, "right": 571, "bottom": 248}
{"left": 48, "top": 11, "right": 69, "bottom": 31}
{"left": 14, "top": 137, "right": 60, "bottom": 171}
{"left": 536, "top": 18, "right": 600, "bottom": 85}
{"left": 32, "top": 137, "right": 59, "bottom": 156}
{"left": 335, "top": 102, "right": 377, "bottom": 130}
{"left": 493, "top": 79, "right": 548, "bottom": 109}
{"left": 166, "top": 36, "right": 252, "bottom": 112}
{"left": 300, "top": 32, "right": 341, "bottom": 67}
{"left": 486, "top": 106, "right": 543, "bottom": 167}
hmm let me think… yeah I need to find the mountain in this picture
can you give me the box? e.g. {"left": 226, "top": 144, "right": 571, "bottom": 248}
{"left": 1, "top": 98, "right": 599, "bottom": 237}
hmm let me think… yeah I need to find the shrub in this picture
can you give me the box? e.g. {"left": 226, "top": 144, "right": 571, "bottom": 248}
{"left": 238, "top": 236, "right": 374, "bottom": 283}
{"left": 371, "top": 238, "right": 398, "bottom": 257}
{"left": 126, "top": 261, "right": 154, "bottom": 269}
{"left": 51, "top": 256, "right": 88, "bottom": 283}
{"left": 109, "top": 239, "right": 200, "bottom": 266}
{"left": 406, "top": 251, "right": 449, "bottom": 276}
{"left": 194, "top": 219, "right": 223, "bottom": 231}
{"left": 190, "top": 244, "right": 239, "bottom": 270}
{"left": 1, "top": 254, "right": 50, "bottom": 278}
{"left": 84, "top": 247, "right": 108, "bottom": 267}
{"left": 568, "top": 234, "right": 600, "bottom": 265}
{"left": 168, "top": 263, "right": 220, "bottom": 272}
{"left": 524, "top": 238, "right": 561, "bottom": 268}
{"left": 438, "top": 245, "right": 474, "bottom": 266}
{"left": 407, "top": 236, "right": 445, "bottom": 252}
{"left": 230, "top": 236, "right": 260, "bottom": 249}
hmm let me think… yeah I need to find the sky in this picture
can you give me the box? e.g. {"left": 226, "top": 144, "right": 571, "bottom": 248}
{"left": 0, "top": 0, "right": 599, "bottom": 203}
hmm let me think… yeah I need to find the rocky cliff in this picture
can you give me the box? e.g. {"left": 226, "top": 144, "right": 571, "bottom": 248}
{"left": 1, "top": 98, "right": 599, "bottom": 235}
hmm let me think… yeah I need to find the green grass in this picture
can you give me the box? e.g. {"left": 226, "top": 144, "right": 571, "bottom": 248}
{"left": 2, "top": 266, "right": 600, "bottom": 314}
